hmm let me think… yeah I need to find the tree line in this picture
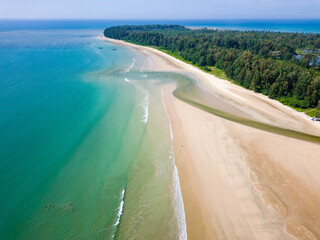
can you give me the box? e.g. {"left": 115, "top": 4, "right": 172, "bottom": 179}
{"left": 104, "top": 25, "right": 320, "bottom": 111}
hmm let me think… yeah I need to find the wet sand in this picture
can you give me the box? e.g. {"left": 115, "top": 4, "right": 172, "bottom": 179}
{"left": 101, "top": 36, "right": 320, "bottom": 240}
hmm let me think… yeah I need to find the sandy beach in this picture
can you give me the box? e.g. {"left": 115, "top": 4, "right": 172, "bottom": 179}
{"left": 101, "top": 36, "right": 320, "bottom": 240}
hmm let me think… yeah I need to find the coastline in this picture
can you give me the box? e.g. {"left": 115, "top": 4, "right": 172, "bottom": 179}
{"left": 100, "top": 35, "right": 320, "bottom": 240}
{"left": 99, "top": 36, "right": 320, "bottom": 133}
{"left": 161, "top": 87, "right": 188, "bottom": 240}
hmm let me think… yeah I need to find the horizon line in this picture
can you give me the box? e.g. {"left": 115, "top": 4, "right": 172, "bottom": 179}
{"left": 1, "top": 18, "right": 320, "bottom": 21}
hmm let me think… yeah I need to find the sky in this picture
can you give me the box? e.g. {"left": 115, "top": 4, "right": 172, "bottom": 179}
{"left": 0, "top": 0, "right": 320, "bottom": 19}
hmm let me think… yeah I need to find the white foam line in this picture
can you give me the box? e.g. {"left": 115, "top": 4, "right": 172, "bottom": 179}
{"left": 125, "top": 58, "right": 136, "bottom": 73}
{"left": 141, "top": 89, "right": 149, "bottom": 124}
{"left": 113, "top": 189, "right": 125, "bottom": 227}
{"left": 161, "top": 89, "right": 187, "bottom": 240}
{"left": 161, "top": 90, "right": 173, "bottom": 140}
{"left": 173, "top": 165, "right": 187, "bottom": 240}
{"left": 124, "top": 78, "right": 133, "bottom": 84}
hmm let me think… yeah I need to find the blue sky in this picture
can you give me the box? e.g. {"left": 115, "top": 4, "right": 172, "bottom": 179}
{"left": 0, "top": 0, "right": 320, "bottom": 19}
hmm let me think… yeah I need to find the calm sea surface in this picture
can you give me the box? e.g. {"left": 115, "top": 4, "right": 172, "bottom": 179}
{"left": 1, "top": 19, "right": 319, "bottom": 33}
{"left": 0, "top": 21, "right": 187, "bottom": 240}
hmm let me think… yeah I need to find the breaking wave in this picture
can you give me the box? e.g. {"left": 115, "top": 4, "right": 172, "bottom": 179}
{"left": 113, "top": 189, "right": 125, "bottom": 227}
{"left": 140, "top": 90, "right": 149, "bottom": 124}
{"left": 124, "top": 78, "right": 133, "bottom": 84}
{"left": 125, "top": 58, "right": 135, "bottom": 73}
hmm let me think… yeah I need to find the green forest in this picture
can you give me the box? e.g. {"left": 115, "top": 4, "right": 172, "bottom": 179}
{"left": 104, "top": 25, "right": 320, "bottom": 117}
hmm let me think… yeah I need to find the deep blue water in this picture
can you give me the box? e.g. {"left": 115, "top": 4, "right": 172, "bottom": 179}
{"left": 0, "top": 19, "right": 320, "bottom": 33}
{"left": 183, "top": 19, "right": 320, "bottom": 33}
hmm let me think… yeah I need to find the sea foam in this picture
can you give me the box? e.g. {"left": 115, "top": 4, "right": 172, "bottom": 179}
{"left": 173, "top": 165, "right": 187, "bottom": 240}
{"left": 113, "top": 189, "right": 125, "bottom": 227}
{"left": 140, "top": 90, "right": 149, "bottom": 124}
{"left": 125, "top": 58, "right": 135, "bottom": 73}
{"left": 124, "top": 78, "right": 133, "bottom": 84}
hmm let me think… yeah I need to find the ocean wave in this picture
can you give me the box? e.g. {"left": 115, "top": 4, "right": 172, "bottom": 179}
{"left": 125, "top": 58, "right": 135, "bottom": 73}
{"left": 172, "top": 166, "right": 187, "bottom": 240}
{"left": 140, "top": 90, "right": 149, "bottom": 124}
{"left": 124, "top": 78, "right": 133, "bottom": 84}
{"left": 113, "top": 189, "right": 125, "bottom": 227}
{"left": 161, "top": 90, "right": 173, "bottom": 140}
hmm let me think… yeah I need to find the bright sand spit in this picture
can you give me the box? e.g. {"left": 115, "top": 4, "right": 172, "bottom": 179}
{"left": 101, "top": 36, "right": 320, "bottom": 240}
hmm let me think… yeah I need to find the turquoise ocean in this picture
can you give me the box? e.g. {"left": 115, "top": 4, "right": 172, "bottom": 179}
{"left": 0, "top": 20, "right": 319, "bottom": 240}
{"left": 0, "top": 25, "right": 187, "bottom": 239}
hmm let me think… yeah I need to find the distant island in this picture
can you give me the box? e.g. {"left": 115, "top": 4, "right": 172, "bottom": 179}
{"left": 104, "top": 25, "right": 320, "bottom": 117}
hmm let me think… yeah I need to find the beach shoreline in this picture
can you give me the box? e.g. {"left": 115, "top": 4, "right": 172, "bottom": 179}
{"left": 100, "top": 35, "right": 320, "bottom": 240}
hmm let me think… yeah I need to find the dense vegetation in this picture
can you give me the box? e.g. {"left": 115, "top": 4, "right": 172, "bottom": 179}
{"left": 104, "top": 25, "right": 320, "bottom": 116}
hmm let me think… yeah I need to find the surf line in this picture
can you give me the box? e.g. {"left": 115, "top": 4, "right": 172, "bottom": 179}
{"left": 125, "top": 58, "right": 136, "bottom": 73}
{"left": 141, "top": 88, "right": 149, "bottom": 124}
{"left": 138, "top": 78, "right": 149, "bottom": 124}
{"left": 124, "top": 78, "right": 133, "bottom": 84}
{"left": 112, "top": 189, "right": 126, "bottom": 239}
